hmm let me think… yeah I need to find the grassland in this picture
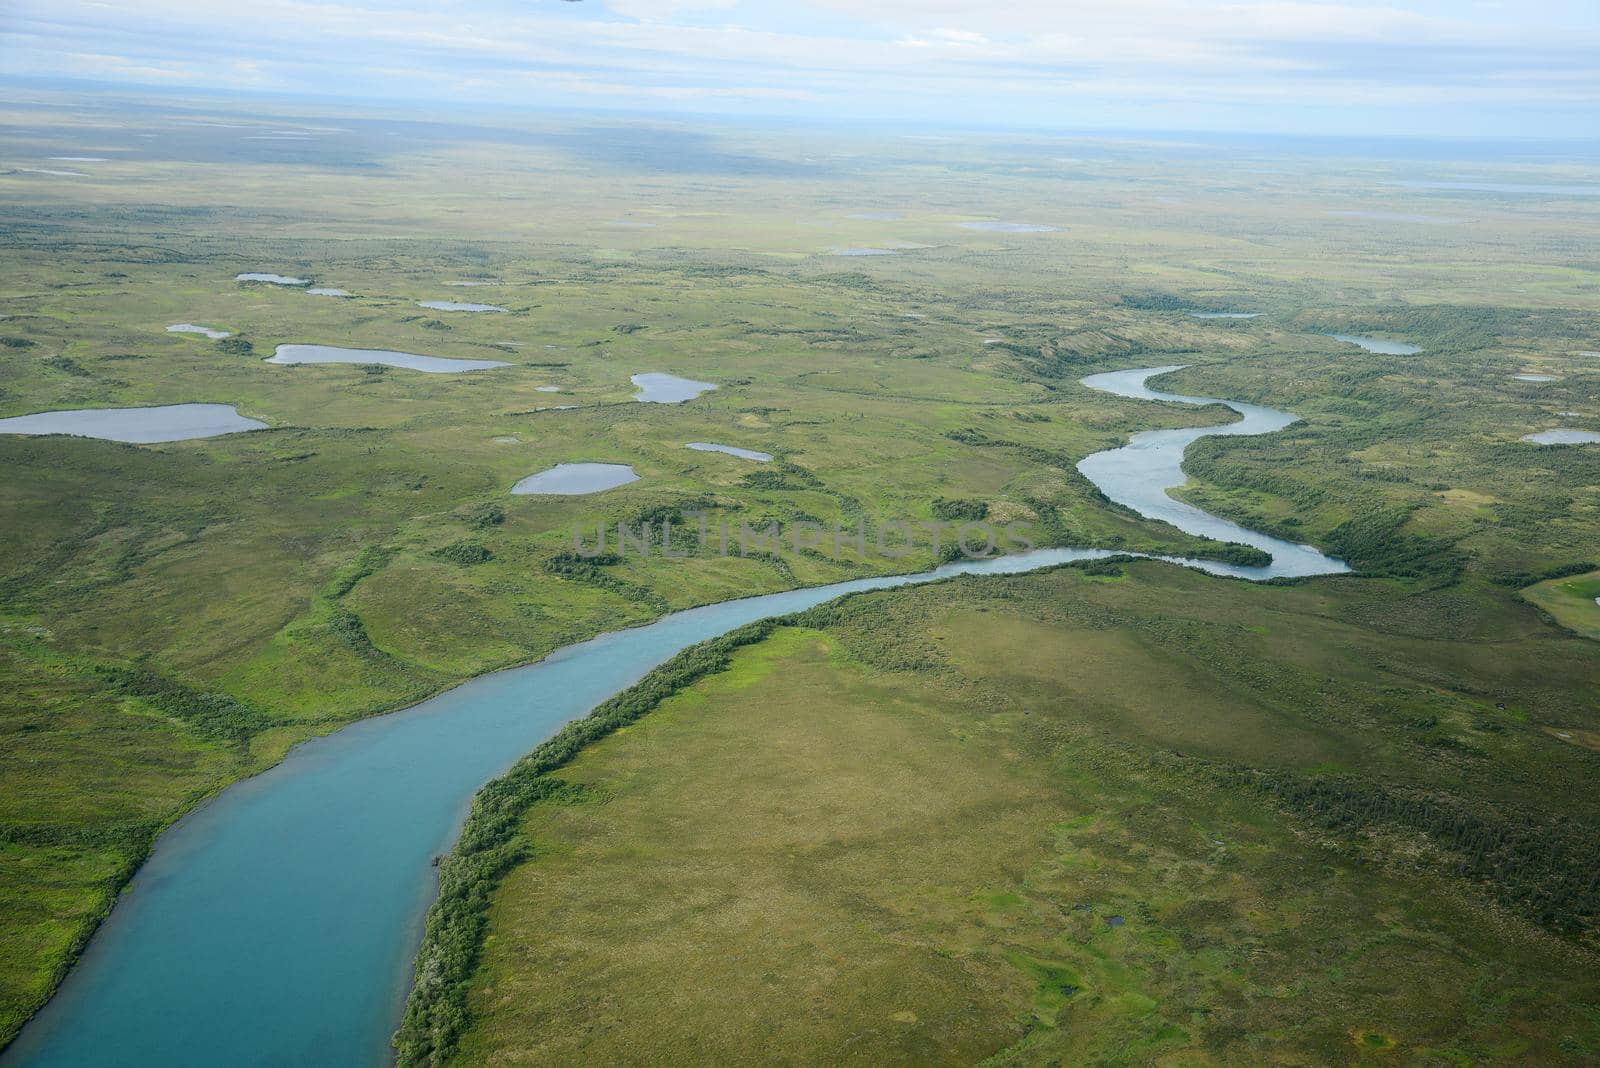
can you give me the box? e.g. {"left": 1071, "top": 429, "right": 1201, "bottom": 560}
{"left": 0, "top": 88, "right": 1597, "bottom": 1051}
{"left": 443, "top": 561, "right": 1600, "bottom": 1065}
{"left": 1523, "top": 569, "right": 1600, "bottom": 641}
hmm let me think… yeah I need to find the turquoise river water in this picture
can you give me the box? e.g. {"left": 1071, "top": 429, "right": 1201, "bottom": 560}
{"left": 6, "top": 366, "right": 1345, "bottom": 1066}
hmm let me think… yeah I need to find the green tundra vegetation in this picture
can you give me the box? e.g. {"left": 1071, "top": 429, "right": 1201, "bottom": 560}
{"left": 432, "top": 562, "right": 1600, "bottom": 1065}
{"left": 0, "top": 89, "right": 1597, "bottom": 1054}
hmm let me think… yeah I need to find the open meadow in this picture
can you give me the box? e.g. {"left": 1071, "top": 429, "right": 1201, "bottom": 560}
{"left": 439, "top": 562, "right": 1600, "bottom": 1065}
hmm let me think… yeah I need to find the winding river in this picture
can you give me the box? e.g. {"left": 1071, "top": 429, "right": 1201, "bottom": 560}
{"left": 6, "top": 367, "right": 1345, "bottom": 1067}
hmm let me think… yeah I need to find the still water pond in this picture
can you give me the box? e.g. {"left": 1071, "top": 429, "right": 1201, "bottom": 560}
{"left": 166, "top": 324, "right": 231, "bottom": 339}
{"left": 0, "top": 403, "right": 265, "bottom": 443}
{"left": 1523, "top": 429, "right": 1600, "bottom": 445}
{"left": 511, "top": 463, "right": 640, "bottom": 495}
{"left": 266, "top": 344, "right": 509, "bottom": 374}
{"left": 632, "top": 372, "right": 716, "bottom": 403}
{"left": 1328, "top": 333, "right": 1423, "bottom": 355}
{"left": 417, "top": 301, "right": 505, "bottom": 313}
{"left": 687, "top": 442, "right": 773, "bottom": 462}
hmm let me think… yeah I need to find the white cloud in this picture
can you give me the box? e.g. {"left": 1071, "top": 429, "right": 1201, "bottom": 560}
{"left": 605, "top": 0, "right": 739, "bottom": 22}
{"left": 3, "top": 0, "right": 1597, "bottom": 131}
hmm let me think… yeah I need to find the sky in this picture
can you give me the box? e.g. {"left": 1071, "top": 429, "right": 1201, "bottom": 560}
{"left": 3, "top": 0, "right": 1599, "bottom": 137}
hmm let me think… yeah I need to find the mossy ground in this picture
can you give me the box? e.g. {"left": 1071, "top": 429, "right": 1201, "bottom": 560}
{"left": 454, "top": 564, "right": 1600, "bottom": 1065}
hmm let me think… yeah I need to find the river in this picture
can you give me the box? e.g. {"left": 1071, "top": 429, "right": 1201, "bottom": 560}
{"left": 5, "top": 366, "right": 1344, "bottom": 1067}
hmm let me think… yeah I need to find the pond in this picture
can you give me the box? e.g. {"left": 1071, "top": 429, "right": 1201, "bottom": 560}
{"left": 959, "top": 221, "right": 1058, "bottom": 233}
{"left": 166, "top": 324, "right": 231, "bottom": 339}
{"left": 632, "top": 372, "right": 716, "bottom": 403}
{"left": 236, "top": 273, "right": 309, "bottom": 286}
{"left": 510, "top": 463, "right": 640, "bottom": 495}
{"left": 0, "top": 404, "right": 266, "bottom": 443}
{"left": 417, "top": 301, "right": 505, "bottom": 313}
{"left": 1514, "top": 374, "right": 1557, "bottom": 382}
{"left": 265, "top": 344, "right": 509, "bottom": 374}
{"left": 1523, "top": 429, "right": 1600, "bottom": 445}
{"left": 1328, "top": 333, "right": 1423, "bottom": 355}
{"left": 307, "top": 287, "right": 349, "bottom": 297}
{"left": 831, "top": 248, "right": 897, "bottom": 256}
{"left": 686, "top": 442, "right": 773, "bottom": 462}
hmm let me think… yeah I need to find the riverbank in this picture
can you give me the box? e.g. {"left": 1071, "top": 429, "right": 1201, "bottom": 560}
{"left": 440, "top": 563, "right": 1600, "bottom": 1065}
{"left": 7, "top": 369, "right": 1347, "bottom": 1065}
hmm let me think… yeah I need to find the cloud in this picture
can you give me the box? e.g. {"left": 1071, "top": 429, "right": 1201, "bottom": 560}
{"left": 605, "top": 0, "right": 739, "bottom": 21}
{"left": 2, "top": 0, "right": 1597, "bottom": 133}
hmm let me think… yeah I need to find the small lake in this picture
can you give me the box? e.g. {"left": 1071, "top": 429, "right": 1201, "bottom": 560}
{"left": 1523, "top": 429, "right": 1600, "bottom": 445}
{"left": 417, "top": 301, "right": 505, "bottom": 313}
{"left": 307, "top": 287, "right": 349, "bottom": 297}
{"left": 686, "top": 442, "right": 773, "bottom": 462}
{"left": 959, "top": 221, "right": 1058, "bottom": 233}
{"left": 632, "top": 372, "right": 716, "bottom": 403}
{"left": 1189, "top": 312, "right": 1260, "bottom": 320}
{"left": 1329, "top": 333, "right": 1423, "bottom": 355}
{"left": 48, "top": 156, "right": 110, "bottom": 162}
{"left": 266, "top": 344, "right": 509, "bottom": 374}
{"left": 831, "top": 248, "right": 897, "bottom": 256}
{"left": 0, "top": 404, "right": 266, "bottom": 443}
{"left": 166, "top": 324, "right": 231, "bottom": 339}
{"left": 236, "top": 273, "right": 309, "bottom": 286}
{"left": 1514, "top": 374, "right": 1557, "bottom": 382}
{"left": 511, "top": 463, "right": 640, "bottom": 495}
